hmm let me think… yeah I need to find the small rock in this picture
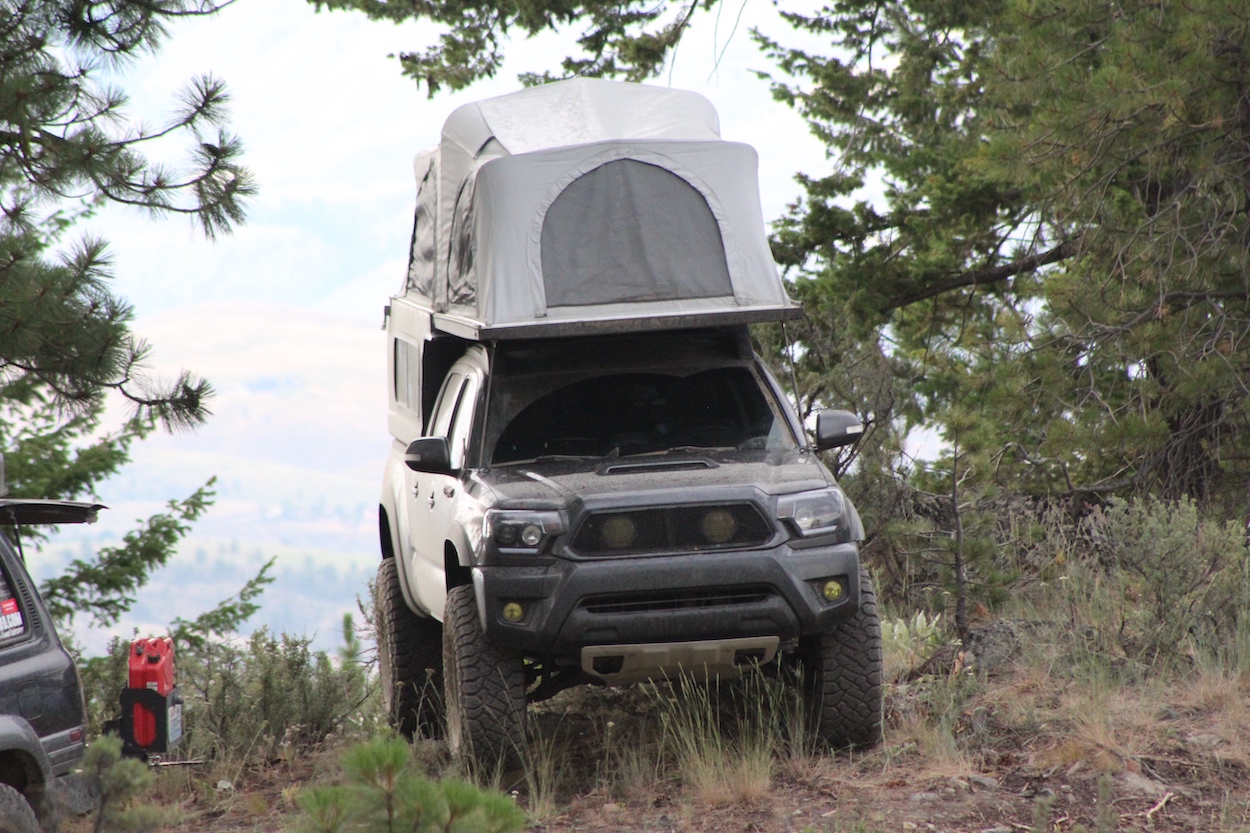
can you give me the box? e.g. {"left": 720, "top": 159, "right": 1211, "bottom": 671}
{"left": 1118, "top": 770, "right": 1169, "bottom": 797}
{"left": 1188, "top": 733, "right": 1226, "bottom": 750}
{"left": 901, "top": 823, "right": 917, "bottom": 831}
{"left": 970, "top": 775, "right": 998, "bottom": 791}
{"left": 216, "top": 779, "right": 233, "bottom": 792}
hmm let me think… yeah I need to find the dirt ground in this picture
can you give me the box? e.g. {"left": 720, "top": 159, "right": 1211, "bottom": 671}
{"left": 94, "top": 744, "right": 1243, "bottom": 833}
{"left": 62, "top": 667, "right": 1250, "bottom": 833}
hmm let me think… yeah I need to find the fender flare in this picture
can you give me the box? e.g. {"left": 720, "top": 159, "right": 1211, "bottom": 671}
{"left": 0, "top": 715, "right": 51, "bottom": 794}
{"left": 378, "top": 451, "right": 428, "bottom": 617}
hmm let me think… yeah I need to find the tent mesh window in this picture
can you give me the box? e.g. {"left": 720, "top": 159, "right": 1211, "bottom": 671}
{"left": 540, "top": 160, "right": 732, "bottom": 307}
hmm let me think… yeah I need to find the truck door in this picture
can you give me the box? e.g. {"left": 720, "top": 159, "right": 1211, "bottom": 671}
{"left": 409, "top": 365, "right": 480, "bottom": 621}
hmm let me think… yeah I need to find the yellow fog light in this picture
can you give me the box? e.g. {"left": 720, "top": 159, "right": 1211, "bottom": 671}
{"left": 821, "top": 580, "right": 845, "bottom": 602}
{"left": 602, "top": 515, "right": 637, "bottom": 549}
{"left": 502, "top": 602, "right": 524, "bottom": 622}
{"left": 700, "top": 509, "right": 737, "bottom": 544}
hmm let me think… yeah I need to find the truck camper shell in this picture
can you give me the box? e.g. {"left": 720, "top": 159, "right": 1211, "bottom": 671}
{"left": 399, "top": 78, "right": 800, "bottom": 341}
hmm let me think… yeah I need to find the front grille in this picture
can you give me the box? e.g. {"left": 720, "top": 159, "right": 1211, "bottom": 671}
{"left": 570, "top": 503, "right": 774, "bottom": 556}
{"left": 580, "top": 586, "right": 773, "bottom": 615}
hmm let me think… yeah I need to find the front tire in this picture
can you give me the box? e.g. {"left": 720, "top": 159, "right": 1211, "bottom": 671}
{"left": 376, "top": 557, "right": 444, "bottom": 739}
{"left": 798, "top": 565, "right": 884, "bottom": 750}
{"left": 443, "top": 584, "right": 527, "bottom": 770}
{"left": 0, "top": 784, "right": 38, "bottom": 833}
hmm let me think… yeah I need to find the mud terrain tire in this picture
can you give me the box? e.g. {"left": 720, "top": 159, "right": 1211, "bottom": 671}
{"left": 376, "top": 557, "right": 444, "bottom": 739}
{"left": 0, "top": 784, "right": 38, "bottom": 833}
{"left": 443, "top": 584, "right": 526, "bottom": 769}
{"left": 799, "top": 565, "right": 884, "bottom": 750}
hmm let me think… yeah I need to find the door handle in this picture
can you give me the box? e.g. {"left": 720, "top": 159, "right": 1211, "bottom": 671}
{"left": 428, "top": 492, "right": 436, "bottom": 508}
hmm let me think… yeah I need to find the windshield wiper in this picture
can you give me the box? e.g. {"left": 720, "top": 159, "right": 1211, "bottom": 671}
{"left": 618, "top": 445, "right": 735, "bottom": 458}
{"left": 497, "top": 453, "right": 611, "bottom": 466}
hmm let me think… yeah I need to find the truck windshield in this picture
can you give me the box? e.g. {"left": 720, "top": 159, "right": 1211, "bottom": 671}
{"left": 488, "top": 365, "right": 796, "bottom": 465}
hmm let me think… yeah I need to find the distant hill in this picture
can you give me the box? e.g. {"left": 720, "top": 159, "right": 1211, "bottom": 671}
{"left": 38, "top": 305, "right": 392, "bottom": 654}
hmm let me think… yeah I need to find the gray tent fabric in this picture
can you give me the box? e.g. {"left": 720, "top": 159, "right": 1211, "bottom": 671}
{"left": 448, "top": 174, "right": 477, "bottom": 307}
{"left": 405, "top": 152, "right": 438, "bottom": 299}
{"left": 540, "top": 160, "right": 731, "bottom": 307}
{"left": 400, "top": 79, "right": 798, "bottom": 337}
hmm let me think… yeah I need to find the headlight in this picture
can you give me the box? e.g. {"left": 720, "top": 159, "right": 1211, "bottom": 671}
{"left": 484, "top": 509, "right": 563, "bottom": 552}
{"left": 776, "top": 488, "right": 845, "bottom": 537}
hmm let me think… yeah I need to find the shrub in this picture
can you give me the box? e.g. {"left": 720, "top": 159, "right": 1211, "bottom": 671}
{"left": 995, "top": 495, "right": 1250, "bottom": 682}
{"left": 1098, "top": 497, "right": 1249, "bottom": 662}
{"left": 180, "top": 625, "right": 375, "bottom": 761}
{"left": 79, "top": 615, "right": 378, "bottom": 765}
{"left": 882, "top": 610, "right": 945, "bottom": 679}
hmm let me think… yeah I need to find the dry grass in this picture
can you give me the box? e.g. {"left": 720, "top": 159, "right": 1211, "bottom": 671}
{"left": 653, "top": 676, "right": 780, "bottom": 806}
{"left": 62, "top": 649, "right": 1250, "bottom": 833}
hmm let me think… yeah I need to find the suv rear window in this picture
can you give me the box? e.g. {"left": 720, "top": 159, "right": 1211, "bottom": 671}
{"left": 0, "top": 562, "right": 28, "bottom": 643}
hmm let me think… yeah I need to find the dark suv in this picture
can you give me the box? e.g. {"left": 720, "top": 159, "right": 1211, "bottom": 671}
{"left": 0, "top": 484, "right": 101, "bottom": 832}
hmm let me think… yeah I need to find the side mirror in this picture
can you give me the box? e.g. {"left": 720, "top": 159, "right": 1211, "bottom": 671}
{"left": 404, "top": 437, "right": 453, "bottom": 474}
{"left": 814, "top": 410, "right": 865, "bottom": 450}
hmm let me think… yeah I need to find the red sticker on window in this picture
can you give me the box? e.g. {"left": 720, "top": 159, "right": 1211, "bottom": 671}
{"left": 0, "top": 599, "right": 16, "bottom": 616}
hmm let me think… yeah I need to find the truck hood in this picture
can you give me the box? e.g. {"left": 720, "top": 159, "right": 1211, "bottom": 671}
{"left": 476, "top": 449, "right": 833, "bottom": 509}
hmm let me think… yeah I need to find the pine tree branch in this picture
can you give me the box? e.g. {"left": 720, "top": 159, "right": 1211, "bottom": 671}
{"left": 885, "top": 239, "right": 1077, "bottom": 313}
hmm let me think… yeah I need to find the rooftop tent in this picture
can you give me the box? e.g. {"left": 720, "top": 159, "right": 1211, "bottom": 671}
{"left": 403, "top": 79, "right": 799, "bottom": 339}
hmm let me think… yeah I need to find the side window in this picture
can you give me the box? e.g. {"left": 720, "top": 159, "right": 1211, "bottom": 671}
{"left": 0, "top": 562, "right": 28, "bottom": 644}
{"left": 393, "top": 339, "right": 419, "bottom": 412}
{"left": 426, "top": 372, "right": 465, "bottom": 439}
{"left": 447, "top": 374, "right": 480, "bottom": 470}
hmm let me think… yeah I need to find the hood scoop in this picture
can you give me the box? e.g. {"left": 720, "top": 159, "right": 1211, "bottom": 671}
{"left": 600, "top": 458, "right": 717, "bottom": 476}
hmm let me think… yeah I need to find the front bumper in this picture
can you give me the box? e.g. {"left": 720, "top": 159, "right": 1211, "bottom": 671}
{"left": 475, "top": 541, "right": 860, "bottom": 659}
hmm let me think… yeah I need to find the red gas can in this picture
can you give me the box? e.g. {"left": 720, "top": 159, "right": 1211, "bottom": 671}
{"left": 128, "top": 637, "right": 176, "bottom": 748}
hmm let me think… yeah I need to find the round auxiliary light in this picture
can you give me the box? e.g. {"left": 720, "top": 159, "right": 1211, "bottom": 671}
{"left": 602, "top": 515, "right": 637, "bottom": 549}
{"left": 520, "top": 524, "right": 543, "bottom": 547}
{"left": 794, "top": 505, "right": 817, "bottom": 531}
{"left": 495, "top": 523, "right": 517, "bottom": 546}
{"left": 700, "top": 509, "right": 737, "bottom": 545}
{"left": 502, "top": 602, "right": 524, "bottom": 622}
{"left": 822, "top": 580, "right": 845, "bottom": 602}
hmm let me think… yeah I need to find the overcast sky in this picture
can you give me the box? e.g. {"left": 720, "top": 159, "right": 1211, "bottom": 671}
{"left": 50, "top": 0, "right": 833, "bottom": 651}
